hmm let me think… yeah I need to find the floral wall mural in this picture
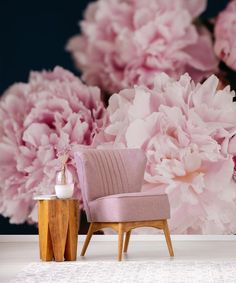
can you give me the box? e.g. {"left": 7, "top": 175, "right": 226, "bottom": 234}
{"left": 94, "top": 73, "right": 236, "bottom": 234}
{"left": 0, "top": 0, "right": 235, "bottom": 234}
{"left": 0, "top": 67, "right": 105, "bottom": 225}
{"left": 66, "top": 0, "right": 218, "bottom": 94}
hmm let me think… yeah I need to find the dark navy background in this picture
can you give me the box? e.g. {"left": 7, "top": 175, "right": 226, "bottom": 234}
{"left": 0, "top": 0, "right": 231, "bottom": 234}
{"left": 0, "top": 0, "right": 96, "bottom": 94}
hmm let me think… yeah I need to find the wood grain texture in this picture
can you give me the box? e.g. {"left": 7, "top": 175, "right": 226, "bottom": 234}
{"left": 123, "top": 230, "right": 131, "bottom": 253}
{"left": 80, "top": 223, "right": 96, "bottom": 256}
{"left": 81, "top": 219, "right": 174, "bottom": 261}
{"left": 163, "top": 219, "right": 174, "bottom": 257}
{"left": 118, "top": 223, "right": 124, "bottom": 261}
{"left": 65, "top": 201, "right": 79, "bottom": 261}
{"left": 38, "top": 199, "right": 79, "bottom": 262}
{"left": 38, "top": 201, "right": 53, "bottom": 261}
{"left": 49, "top": 200, "right": 69, "bottom": 261}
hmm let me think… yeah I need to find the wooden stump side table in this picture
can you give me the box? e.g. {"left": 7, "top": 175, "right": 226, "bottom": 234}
{"left": 37, "top": 199, "right": 80, "bottom": 262}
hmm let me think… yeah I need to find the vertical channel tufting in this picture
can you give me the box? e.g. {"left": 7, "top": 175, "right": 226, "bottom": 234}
{"left": 117, "top": 150, "right": 130, "bottom": 193}
{"left": 80, "top": 149, "right": 140, "bottom": 200}
{"left": 75, "top": 148, "right": 147, "bottom": 203}
{"left": 103, "top": 151, "right": 115, "bottom": 195}
{"left": 89, "top": 150, "right": 106, "bottom": 198}
{"left": 113, "top": 150, "right": 126, "bottom": 194}
{"left": 107, "top": 150, "right": 123, "bottom": 194}
{"left": 92, "top": 150, "right": 109, "bottom": 197}
{"left": 99, "top": 150, "right": 113, "bottom": 196}
{"left": 100, "top": 150, "right": 115, "bottom": 195}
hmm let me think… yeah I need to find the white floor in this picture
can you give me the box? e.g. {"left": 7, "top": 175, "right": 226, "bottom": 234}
{"left": 1, "top": 237, "right": 236, "bottom": 283}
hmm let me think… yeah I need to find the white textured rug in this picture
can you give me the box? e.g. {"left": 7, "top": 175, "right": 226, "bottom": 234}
{"left": 10, "top": 260, "right": 236, "bottom": 283}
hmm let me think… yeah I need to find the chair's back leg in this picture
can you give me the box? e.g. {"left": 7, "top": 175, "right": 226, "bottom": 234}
{"left": 81, "top": 223, "right": 95, "bottom": 256}
{"left": 123, "top": 230, "right": 131, "bottom": 253}
{"left": 163, "top": 220, "right": 174, "bottom": 257}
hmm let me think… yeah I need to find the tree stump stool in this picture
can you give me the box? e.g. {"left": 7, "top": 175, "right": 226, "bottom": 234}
{"left": 37, "top": 199, "right": 80, "bottom": 262}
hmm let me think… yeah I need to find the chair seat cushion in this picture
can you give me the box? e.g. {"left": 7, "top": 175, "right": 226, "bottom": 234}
{"left": 89, "top": 190, "right": 170, "bottom": 222}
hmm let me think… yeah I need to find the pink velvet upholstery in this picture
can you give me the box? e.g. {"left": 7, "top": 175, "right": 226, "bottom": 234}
{"left": 74, "top": 148, "right": 170, "bottom": 222}
{"left": 89, "top": 190, "right": 170, "bottom": 222}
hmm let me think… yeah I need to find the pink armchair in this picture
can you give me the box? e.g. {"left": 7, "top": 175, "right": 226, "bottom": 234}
{"left": 74, "top": 148, "right": 174, "bottom": 261}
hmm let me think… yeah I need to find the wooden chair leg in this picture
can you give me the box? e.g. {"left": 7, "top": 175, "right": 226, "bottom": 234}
{"left": 123, "top": 230, "right": 131, "bottom": 253}
{"left": 80, "top": 223, "right": 95, "bottom": 256}
{"left": 118, "top": 223, "right": 124, "bottom": 261}
{"left": 163, "top": 220, "right": 174, "bottom": 257}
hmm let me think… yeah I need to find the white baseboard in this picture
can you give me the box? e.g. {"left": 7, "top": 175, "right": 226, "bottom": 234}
{"left": 0, "top": 235, "right": 236, "bottom": 242}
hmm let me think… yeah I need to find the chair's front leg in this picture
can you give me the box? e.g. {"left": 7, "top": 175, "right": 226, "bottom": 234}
{"left": 118, "top": 223, "right": 124, "bottom": 261}
{"left": 81, "top": 223, "right": 95, "bottom": 256}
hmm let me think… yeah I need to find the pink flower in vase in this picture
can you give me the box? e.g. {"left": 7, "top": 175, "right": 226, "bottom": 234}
{"left": 233, "top": 156, "right": 236, "bottom": 182}
{"left": 214, "top": 0, "right": 236, "bottom": 71}
{"left": 228, "top": 135, "right": 236, "bottom": 182}
{"left": 67, "top": 0, "right": 218, "bottom": 94}
{"left": 55, "top": 151, "right": 75, "bottom": 199}
{"left": 0, "top": 66, "right": 105, "bottom": 224}
{"left": 94, "top": 72, "right": 236, "bottom": 234}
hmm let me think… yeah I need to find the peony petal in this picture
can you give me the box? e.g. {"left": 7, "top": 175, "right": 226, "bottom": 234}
{"left": 23, "top": 123, "right": 51, "bottom": 147}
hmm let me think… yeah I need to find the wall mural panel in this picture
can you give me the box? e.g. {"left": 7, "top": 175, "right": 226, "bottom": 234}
{"left": 0, "top": 0, "right": 235, "bottom": 234}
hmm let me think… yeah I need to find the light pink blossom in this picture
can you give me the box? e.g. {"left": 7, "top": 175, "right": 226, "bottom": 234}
{"left": 0, "top": 66, "right": 105, "bottom": 223}
{"left": 95, "top": 73, "right": 236, "bottom": 234}
{"left": 214, "top": 0, "right": 236, "bottom": 70}
{"left": 67, "top": 0, "right": 218, "bottom": 94}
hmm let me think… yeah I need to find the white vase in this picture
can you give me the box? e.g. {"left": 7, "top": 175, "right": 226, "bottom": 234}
{"left": 55, "top": 165, "right": 74, "bottom": 199}
{"left": 55, "top": 183, "right": 74, "bottom": 199}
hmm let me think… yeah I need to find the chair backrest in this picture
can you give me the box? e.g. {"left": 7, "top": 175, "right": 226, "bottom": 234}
{"left": 74, "top": 148, "right": 147, "bottom": 219}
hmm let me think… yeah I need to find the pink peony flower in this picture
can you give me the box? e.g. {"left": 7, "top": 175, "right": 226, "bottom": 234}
{"left": 95, "top": 73, "right": 236, "bottom": 234}
{"left": 214, "top": 0, "right": 236, "bottom": 70}
{"left": 230, "top": 137, "right": 236, "bottom": 182}
{"left": 67, "top": 0, "right": 218, "bottom": 94}
{"left": 233, "top": 155, "right": 236, "bottom": 182}
{"left": 0, "top": 66, "right": 105, "bottom": 224}
{"left": 233, "top": 156, "right": 236, "bottom": 182}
